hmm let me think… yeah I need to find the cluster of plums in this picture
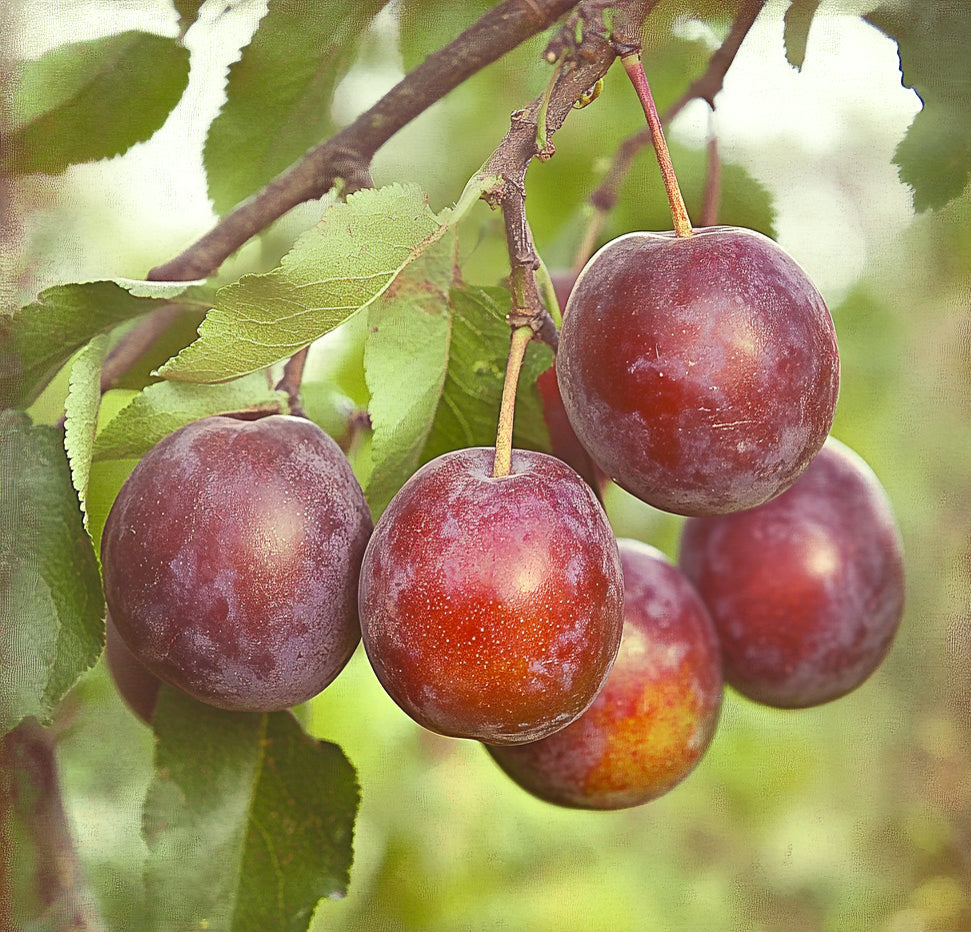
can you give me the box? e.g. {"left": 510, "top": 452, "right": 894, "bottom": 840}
{"left": 101, "top": 225, "right": 905, "bottom": 810}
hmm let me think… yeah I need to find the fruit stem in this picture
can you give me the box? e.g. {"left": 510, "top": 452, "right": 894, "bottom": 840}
{"left": 534, "top": 262, "right": 564, "bottom": 328}
{"left": 621, "top": 53, "right": 693, "bottom": 238}
{"left": 493, "top": 326, "right": 534, "bottom": 478}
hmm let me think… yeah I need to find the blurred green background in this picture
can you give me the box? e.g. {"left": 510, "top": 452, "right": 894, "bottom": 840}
{"left": 9, "top": 1, "right": 970, "bottom": 929}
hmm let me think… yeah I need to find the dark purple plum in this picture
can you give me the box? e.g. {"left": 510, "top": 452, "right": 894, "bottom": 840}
{"left": 556, "top": 227, "right": 840, "bottom": 516}
{"left": 101, "top": 414, "right": 372, "bottom": 712}
{"left": 679, "top": 437, "right": 905, "bottom": 708}
{"left": 536, "top": 271, "right": 604, "bottom": 494}
{"left": 358, "top": 447, "right": 624, "bottom": 745}
{"left": 488, "top": 539, "right": 722, "bottom": 809}
{"left": 104, "top": 612, "right": 160, "bottom": 725}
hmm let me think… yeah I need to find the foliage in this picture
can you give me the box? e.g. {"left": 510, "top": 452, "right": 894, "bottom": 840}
{"left": 2, "top": 0, "right": 969, "bottom": 930}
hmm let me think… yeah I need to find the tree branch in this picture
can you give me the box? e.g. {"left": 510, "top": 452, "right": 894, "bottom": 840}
{"left": 580, "top": 0, "right": 764, "bottom": 260}
{"left": 148, "top": 0, "right": 584, "bottom": 283}
{"left": 481, "top": 0, "right": 662, "bottom": 337}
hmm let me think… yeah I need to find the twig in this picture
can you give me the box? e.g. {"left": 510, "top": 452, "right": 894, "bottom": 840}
{"left": 579, "top": 0, "right": 764, "bottom": 261}
{"left": 98, "top": 303, "right": 187, "bottom": 392}
{"left": 621, "top": 53, "right": 693, "bottom": 237}
{"left": 493, "top": 326, "right": 535, "bottom": 477}
{"left": 481, "top": 0, "right": 662, "bottom": 344}
{"left": 274, "top": 347, "right": 309, "bottom": 417}
{"left": 147, "top": 0, "right": 584, "bottom": 283}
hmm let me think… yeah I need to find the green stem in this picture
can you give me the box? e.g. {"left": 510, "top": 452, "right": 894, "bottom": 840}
{"left": 534, "top": 262, "right": 564, "bottom": 328}
{"left": 536, "top": 56, "right": 565, "bottom": 153}
{"left": 621, "top": 53, "right": 693, "bottom": 238}
{"left": 493, "top": 326, "right": 534, "bottom": 478}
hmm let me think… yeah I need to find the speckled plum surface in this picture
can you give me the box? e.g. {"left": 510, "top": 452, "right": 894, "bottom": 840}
{"left": 679, "top": 437, "right": 905, "bottom": 708}
{"left": 557, "top": 227, "right": 840, "bottom": 516}
{"left": 358, "top": 447, "right": 624, "bottom": 745}
{"left": 489, "top": 539, "right": 722, "bottom": 809}
{"left": 101, "top": 414, "right": 372, "bottom": 711}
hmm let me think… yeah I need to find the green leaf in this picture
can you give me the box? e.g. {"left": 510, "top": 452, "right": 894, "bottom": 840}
{"left": 93, "top": 372, "right": 289, "bottom": 462}
{"left": 205, "top": 0, "right": 390, "bottom": 215}
{"left": 159, "top": 184, "right": 449, "bottom": 383}
{"left": 784, "top": 0, "right": 821, "bottom": 71}
{"left": 0, "top": 412, "right": 104, "bottom": 736}
{"left": 363, "top": 249, "right": 453, "bottom": 515}
{"left": 0, "top": 280, "right": 205, "bottom": 410}
{"left": 397, "top": 0, "right": 496, "bottom": 71}
{"left": 144, "top": 689, "right": 359, "bottom": 931}
{"left": 4, "top": 31, "right": 190, "bottom": 175}
{"left": 64, "top": 335, "right": 110, "bottom": 528}
{"left": 867, "top": 3, "right": 971, "bottom": 211}
{"left": 421, "top": 284, "right": 552, "bottom": 462}
{"left": 606, "top": 138, "right": 777, "bottom": 243}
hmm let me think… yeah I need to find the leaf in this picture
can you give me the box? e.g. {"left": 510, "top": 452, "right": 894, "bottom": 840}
{"left": 363, "top": 249, "right": 454, "bottom": 515}
{"left": 64, "top": 335, "right": 110, "bottom": 528}
{"left": 867, "top": 3, "right": 971, "bottom": 211}
{"left": 159, "top": 184, "right": 449, "bottom": 383}
{"left": 0, "top": 412, "right": 104, "bottom": 736}
{"left": 0, "top": 279, "right": 206, "bottom": 410}
{"left": 93, "top": 372, "right": 289, "bottom": 462}
{"left": 606, "top": 138, "right": 777, "bottom": 243}
{"left": 3, "top": 31, "right": 190, "bottom": 175}
{"left": 784, "top": 0, "right": 821, "bottom": 71}
{"left": 143, "top": 689, "right": 359, "bottom": 931}
{"left": 421, "top": 284, "right": 552, "bottom": 462}
{"left": 205, "top": 0, "right": 390, "bottom": 216}
{"left": 397, "top": 0, "right": 496, "bottom": 72}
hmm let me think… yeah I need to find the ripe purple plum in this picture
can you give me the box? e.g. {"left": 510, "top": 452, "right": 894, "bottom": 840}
{"left": 488, "top": 539, "right": 723, "bottom": 809}
{"left": 358, "top": 447, "right": 624, "bottom": 745}
{"left": 101, "top": 414, "right": 372, "bottom": 712}
{"left": 679, "top": 437, "right": 905, "bottom": 708}
{"left": 556, "top": 227, "right": 840, "bottom": 516}
{"left": 536, "top": 271, "right": 605, "bottom": 495}
{"left": 105, "top": 612, "right": 161, "bottom": 725}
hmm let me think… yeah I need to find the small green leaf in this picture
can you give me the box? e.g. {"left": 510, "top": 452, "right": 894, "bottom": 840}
{"left": 868, "top": 3, "right": 971, "bottom": 211}
{"left": 421, "top": 284, "right": 552, "bottom": 462}
{"left": 0, "top": 412, "right": 104, "bottom": 736}
{"left": 784, "top": 0, "right": 821, "bottom": 71}
{"left": 159, "top": 184, "right": 449, "bottom": 383}
{"left": 144, "top": 689, "right": 359, "bottom": 931}
{"left": 4, "top": 31, "right": 190, "bottom": 175}
{"left": 0, "top": 280, "right": 206, "bottom": 410}
{"left": 93, "top": 373, "right": 289, "bottom": 462}
{"left": 205, "top": 0, "right": 390, "bottom": 215}
{"left": 64, "top": 335, "right": 110, "bottom": 528}
{"left": 363, "top": 248, "right": 454, "bottom": 515}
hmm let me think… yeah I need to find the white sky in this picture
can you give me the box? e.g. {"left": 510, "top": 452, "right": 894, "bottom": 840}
{"left": 9, "top": 0, "right": 921, "bottom": 303}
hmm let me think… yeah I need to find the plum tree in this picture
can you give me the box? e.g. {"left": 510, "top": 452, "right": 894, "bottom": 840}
{"left": 101, "top": 414, "right": 372, "bottom": 712}
{"left": 358, "top": 446, "right": 624, "bottom": 745}
{"left": 488, "top": 538, "right": 722, "bottom": 809}
{"left": 679, "top": 437, "right": 905, "bottom": 708}
{"left": 557, "top": 227, "right": 840, "bottom": 516}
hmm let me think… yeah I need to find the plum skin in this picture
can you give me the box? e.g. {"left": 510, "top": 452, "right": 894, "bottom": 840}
{"left": 101, "top": 414, "right": 372, "bottom": 712}
{"left": 556, "top": 226, "right": 840, "bottom": 516}
{"left": 105, "top": 611, "right": 161, "bottom": 725}
{"left": 679, "top": 437, "right": 905, "bottom": 708}
{"left": 488, "top": 539, "right": 723, "bottom": 809}
{"left": 358, "top": 447, "right": 625, "bottom": 745}
{"left": 536, "top": 272, "right": 603, "bottom": 493}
